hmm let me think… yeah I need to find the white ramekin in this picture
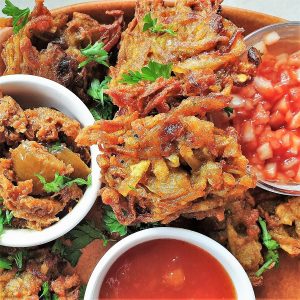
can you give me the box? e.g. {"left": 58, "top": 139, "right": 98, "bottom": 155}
{"left": 0, "top": 74, "right": 100, "bottom": 247}
{"left": 85, "top": 227, "right": 255, "bottom": 300}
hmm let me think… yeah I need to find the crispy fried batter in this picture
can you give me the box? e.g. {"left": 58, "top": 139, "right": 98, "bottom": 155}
{"left": 1, "top": 0, "right": 124, "bottom": 102}
{"left": 108, "top": 0, "right": 257, "bottom": 115}
{"left": 25, "top": 107, "right": 81, "bottom": 142}
{"left": 77, "top": 96, "right": 255, "bottom": 225}
{"left": 0, "top": 151, "right": 82, "bottom": 230}
{"left": 226, "top": 194, "right": 263, "bottom": 285}
{"left": 0, "top": 248, "right": 81, "bottom": 300}
{"left": 0, "top": 96, "right": 28, "bottom": 146}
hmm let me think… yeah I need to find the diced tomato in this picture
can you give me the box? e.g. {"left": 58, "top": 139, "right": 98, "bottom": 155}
{"left": 232, "top": 48, "right": 300, "bottom": 183}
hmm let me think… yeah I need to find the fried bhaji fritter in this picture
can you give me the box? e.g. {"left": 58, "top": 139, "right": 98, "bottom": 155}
{"left": 108, "top": 0, "right": 258, "bottom": 115}
{"left": 0, "top": 95, "right": 89, "bottom": 231}
{"left": 0, "top": 248, "right": 81, "bottom": 300}
{"left": 77, "top": 95, "right": 255, "bottom": 225}
{"left": 1, "top": 0, "right": 123, "bottom": 102}
{"left": 0, "top": 96, "right": 28, "bottom": 146}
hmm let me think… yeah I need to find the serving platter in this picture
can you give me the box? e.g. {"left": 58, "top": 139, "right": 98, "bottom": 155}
{"left": 0, "top": 0, "right": 298, "bottom": 299}
{"left": 51, "top": 2, "right": 300, "bottom": 299}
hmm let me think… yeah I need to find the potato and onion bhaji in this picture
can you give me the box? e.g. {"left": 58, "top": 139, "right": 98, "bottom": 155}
{"left": 254, "top": 189, "right": 300, "bottom": 257}
{"left": 0, "top": 94, "right": 91, "bottom": 231}
{"left": 108, "top": 0, "right": 260, "bottom": 115}
{"left": 77, "top": 95, "right": 255, "bottom": 225}
{"left": 0, "top": 247, "right": 81, "bottom": 300}
{"left": 0, "top": 0, "right": 123, "bottom": 102}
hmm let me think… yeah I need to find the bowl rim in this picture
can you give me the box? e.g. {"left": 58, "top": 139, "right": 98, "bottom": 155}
{"left": 243, "top": 21, "right": 300, "bottom": 196}
{"left": 244, "top": 21, "right": 300, "bottom": 43}
{"left": 0, "top": 74, "right": 101, "bottom": 247}
{"left": 85, "top": 227, "right": 255, "bottom": 300}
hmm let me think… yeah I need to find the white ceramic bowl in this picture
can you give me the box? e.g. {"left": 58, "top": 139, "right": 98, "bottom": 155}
{"left": 0, "top": 74, "right": 100, "bottom": 247}
{"left": 85, "top": 227, "right": 255, "bottom": 300}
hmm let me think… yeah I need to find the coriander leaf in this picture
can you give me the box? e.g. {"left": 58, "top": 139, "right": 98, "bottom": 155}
{"left": 103, "top": 206, "right": 127, "bottom": 237}
{"left": 52, "top": 222, "right": 110, "bottom": 267}
{"left": 79, "top": 285, "right": 87, "bottom": 300}
{"left": 255, "top": 217, "right": 280, "bottom": 277}
{"left": 36, "top": 173, "right": 91, "bottom": 194}
{"left": 0, "top": 197, "right": 3, "bottom": 203}
{"left": 47, "top": 142, "right": 62, "bottom": 153}
{"left": 40, "top": 282, "right": 51, "bottom": 300}
{"left": 52, "top": 295, "right": 59, "bottom": 300}
{"left": 224, "top": 106, "right": 234, "bottom": 117}
{"left": 258, "top": 217, "right": 279, "bottom": 250}
{"left": 12, "top": 250, "right": 26, "bottom": 269}
{"left": 79, "top": 41, "right": 109, "bottom": 69}
{"left": 0, "top": 209, "right": 13, "bottom": 236}
{"left": 88, "top": 76, "right": 111, "bottom": 105}
{"left": 143, "top": 13, "right": 176, "bottom": 36}
{"left": 120, "top": 61, "right": 172, "bottom": 85}
{"left": 0, "top": 257, "right": 12, "bottom": 270}
{"left": 88, "top": 77, "right": 117, "bottom": 120}
{"left": 2, "top": 0, "right": 30, "bottom": 34}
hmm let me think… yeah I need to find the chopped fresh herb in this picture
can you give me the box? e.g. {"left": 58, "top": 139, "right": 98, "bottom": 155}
{"left": 88, "top": 77, "right": 117, "bottom": 120}
{"left": 224, "top": 106, "right": 234, "bottom": 117}
{"left": 47, "top": 142, "right": 62, "bottom": 153}
{"left": 40, "top": 282, "right": 51, "bottom": 300}
{"left": 52, "top": 295, "right": 59, "bottom": 300}
{"left": 0, "top": 209, "right": 13, "bottom": 236}
{"left": 2, "top": 0, "right": 30, "bottom": 33}
{"left": 52, "top": 222, "right": 109, "bottom": 267}
{"left": 0, "top": 257, "right": 12, "bottom": 270}
{"left": 88, "top": 76, "right": 111, "bottom": 105}
{"left": 255, "top": 217, "right": 280, "bottom": 277}
{"left": 0, "top": 197, "right": 3, "bottom": 203}
{"left": 79, "top": 285, "right": 87, "bottom": 300}
{"left": 120, "top": 61, "right": 172, "bottom": 85}
{"left": 143, "top": 13, "right": 176, "bottom": 36}
{"left": 79, "top": 41, "right": 109, "bottom": 69}
{"left": 36, "top": 173, "right": 91, "bottom": 194}
{"left": 12, "top": 250, "right": 26, "bottom": 269}
{"left": 103, "top": 206, "right": 127, "bottom": 237}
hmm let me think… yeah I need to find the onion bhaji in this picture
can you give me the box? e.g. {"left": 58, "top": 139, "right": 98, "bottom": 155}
{"left": 0, "top": 0, "right": 123, "bottom": 102}
{"left": 77, "top": 95, "right": 255, "bottom": 225}
{"left": 108, "top": 0, "right": 259, "bottom": 115}
{"left": 0, "top": 94, "right": 90, "bottom": 231}
{"left": 0, "top": 247, "right": 81, "bottom": 300}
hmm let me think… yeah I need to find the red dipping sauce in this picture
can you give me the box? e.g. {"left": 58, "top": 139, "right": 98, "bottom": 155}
{"left": 99, "top": 239, "right": 236, "bottom": 299}
{"left": 232, "top": 39, "right": 300, "bottom": 183}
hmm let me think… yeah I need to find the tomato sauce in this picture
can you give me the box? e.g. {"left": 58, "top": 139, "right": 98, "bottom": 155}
{"left": 99, "top": 239, "right": 236, "bottom": 299}
{"left": 232, "top": 39, "right": 300, "bottom": 183}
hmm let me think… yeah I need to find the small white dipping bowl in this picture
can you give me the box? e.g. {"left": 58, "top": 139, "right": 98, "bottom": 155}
{"left": 0, "top": 74, "right": 100, "bottom": 247}
{"left": 85, "top": 227, "right": 255, "bottom": 300}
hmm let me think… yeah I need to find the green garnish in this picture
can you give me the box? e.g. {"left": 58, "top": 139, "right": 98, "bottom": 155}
{"left": 79, "top": 41, "right": 109, "bottom": 69}
{"left": 0, "top": 257, "right": 12, "bottom": 270}
{"left": 35, "top": 173, "right": 91, "bottom": 194}
{"left": 224, "top": 106, "right": 234, "bottom": 117}
{"left": 143, "top": 13, "right": 176, "bottom": 36}
{"left": 2, "top": 0, "right": 30, "bottom": 34}
{"left": 127, "top": 185, "right": 137, "bottom": 191}
{"left": 79, "top": 285, "right": 87, "bottom": 300}
{"left": 255, "top": 217, "right": 280, "bottom": 277}
{"left": 103, "top": 206, "right": 127, "bottom": 237}
{"left": 88, "top": 77, "right": 117, "bottom": 120}
{"left": 12, "top": 250, "right": 26, "bottom": 269}
{"left": 47, "top": 142, "right": 63, "bottom": 153}
{"left": 0, "top": 250, "right": 27, "bottom": 271}
{"left": 52, "top": 222, "right": 109, "bottom": 267}
{"left": 0, "top": 209, "right": 13, "bottom": 236}
{"left": 40, "top": 282, "right": 51, "bottom": 300}
{"left": 120, "top": 61, "right": 172, "bottom": 85}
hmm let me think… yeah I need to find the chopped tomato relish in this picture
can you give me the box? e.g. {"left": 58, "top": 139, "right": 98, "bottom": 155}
{"left": 232, "top": 49, "right": 300, "bottom": 183}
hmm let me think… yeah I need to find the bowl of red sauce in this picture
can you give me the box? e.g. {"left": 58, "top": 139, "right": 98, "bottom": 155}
{"left": 85, "top": 227, "right": 254, "bottom": 300}
{"left": 230, "top": 22, "right": 300, "bottom": 195}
